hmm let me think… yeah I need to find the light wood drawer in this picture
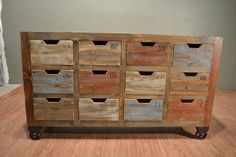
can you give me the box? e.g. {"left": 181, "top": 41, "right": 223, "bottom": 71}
{"left": 125, "top": 71, "right": 166, "bottom": 95}
{"left": 79, "top": 98, "right": 119, "bottom": 121}
{"left": 167, "top": 96, "right": 206, "bottom": 121}
{"left": 79, "top": 40, "right": 121, "bottom": 66}
{"left": 173, "top": 43, "right": 213, "bottom": 69}
{"left": 127, "top": 41, "right": 169, "bottom": 66}
{"left": 33, "top": 97, "right": 74, "bottom": 121}
{"left": 79, "top": 69, "right": 120, "bottom": 95}
{"left": 124, "top": 99, "right": 163, "bottom": 121}
{"left": 32, "top": 70, "right": 73, "bottom": 93}
{"left": 30, "top": 40, "right": 73, "bottom": 65}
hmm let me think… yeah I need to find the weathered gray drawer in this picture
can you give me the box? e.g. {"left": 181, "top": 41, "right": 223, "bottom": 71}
{"left": 32, "top": 70, "right": 73, "bottom": 93}
{"left": 173, "top": 44, "right": 213, "bottom": 69}
{"left": 79, "top": 98, "right": 119, "bottom": 121}
{"left": 33, "top": 97, "right": 74, "bottom": 121}
{"left": 30, "top": 40, "right": 73, "bottom": 65}
{"left": 124, "top": 99, "right": 163, "bottom": 121}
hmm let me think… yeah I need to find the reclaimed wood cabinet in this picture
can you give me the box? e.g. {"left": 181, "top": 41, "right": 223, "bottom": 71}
{"left": 21, "top": 32, "right": 223, "bottom": 140}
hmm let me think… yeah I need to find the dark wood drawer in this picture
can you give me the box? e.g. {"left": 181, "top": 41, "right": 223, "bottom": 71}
{"left": 33, "top": 97, "right": 74, "bottom": 121}
{"left": 127, "top": 41, "right": 169, "bottom": 66}
{"left": 79, "top": 98, "right": 119, "bottom": 121}
{"left": 30, "top": 40, "right": 73, "bottom": 65}
{"left": 124, "top": 99, "right": 163, "bottom": 121}
{"left": 79, "top": 40, "right": 121, "bottom": 66}
{"left": 173, "top": 43, "right": 213, "bottom": 69}
{"left": 125, "top": 71, "right": 166, "bottom": 95}
{"left": 79, "top": 69, "right": 120, "bottom": 95}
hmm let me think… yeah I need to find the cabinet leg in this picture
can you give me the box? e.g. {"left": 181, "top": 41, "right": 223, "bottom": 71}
{"left": 195, "top": 127, "right": 209, "bottom": 139}
{"left": 28, "top": 126, "right": 42, "bottom": 140}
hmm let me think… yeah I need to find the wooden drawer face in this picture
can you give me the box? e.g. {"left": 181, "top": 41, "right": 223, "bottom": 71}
{"left": 127, "top": 41, "right": 169, "bottom": 66}
{"left": 32, "top": 70, "right": 73, "bottom": 93}
{"left": 124, "top": 99, "right": 163, "bottom": 121}
{"left": 125, "top": 71, "right": 166, "bottom": 95}
{"left": 79, "top": 41, "right": 121, "bottom": 66}
{"left": 30, "top": 40, "right": 73, "bottom": 65}
{"left": 171, "top": 83, "right": 208, "bottom": 92}
{"left": 79, "top": 70, "right": 120, "bottom": 95}
{"left": 79, "top": 98, "right": 119, "bottom": 121}
{"left": 173, "top": 44, "right": 213, "bottom": 68}
{"left": 33, "top": 97, "right": 74, "bottom": 121}
{"left": 167, "top": 97, "right": 206, "bottom": 121}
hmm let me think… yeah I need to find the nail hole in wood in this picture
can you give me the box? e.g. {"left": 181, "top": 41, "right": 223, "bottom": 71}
{"left": 183, "top": 72, "right": 198, "bottom": 76}
{"left": 92, "top": 40, "right": 108, "bottom": 45}
{"left": 139, "top": 71, "right": 153, "bottom": 76}
{"left": 141, "top": 42, "right": 156, "bottom": 46}
{"left": 137, "top": 99, "right": 152, "bottom": 103}
{"left": 45, "top": 70, "right": 60, "bottom": 74}
{"left": 181, "top": 99, "right": 194, "bottom": 103}
{"left": 187, "top": 43, "right": 202, "bottom": 48}
{"left": 44, "top": 40, "right": 60, "bottom": 45}
{"left": 91, "top": 98, "right": 107, "bottom": 102}
{"left": 92, "top": 70, "right": 107, "bottom": 75}
{"left": 46, "top": 98, "right": 61, "bottom": 102}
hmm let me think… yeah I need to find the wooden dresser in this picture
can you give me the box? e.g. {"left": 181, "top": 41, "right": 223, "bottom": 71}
{"left": 21, "top": 32, "right": 223, "bottom": 140}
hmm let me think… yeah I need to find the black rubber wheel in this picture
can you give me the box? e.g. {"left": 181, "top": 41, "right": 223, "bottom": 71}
{"left": 29, "top": 132, "right": 41, "bottom": 140}
{"left": 195, "top": 131, "right": 207, "bottom": 139}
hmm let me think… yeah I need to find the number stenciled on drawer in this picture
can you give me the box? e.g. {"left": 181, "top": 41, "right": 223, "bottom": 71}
{"left": 109, "top": 72, "right": 118, "bottom": 79}
{"left": 111, "top": 43, "right": 119, "bottom": 50}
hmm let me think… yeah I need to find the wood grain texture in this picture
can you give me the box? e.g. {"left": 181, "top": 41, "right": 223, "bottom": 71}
{"left": 124, "top": 99, "right": 163, "bottom": 121}
{"left": 33, "top": 97, "right": 74, "bottom": 121}
{"left": 1, "top": 87, "right": 236, "bottom": 157}
{"left": 79, "top": 41, "right": 121, "bottom": 66}
{"left": 127, "top": 41, "right": 169, "bottom": 66}
{"left": 173, "top": 44, "right": 213, "bottom": 69}
{"left": 171, "top": 82, "right": 209, "bottom": 92}
{"left": 167, "top": 96, "right": 206, "bottom": 121}
{"left": 79, "top": 98, "right": 119, "bottom": 121}
{"left": 79, "top": 69, "right": 120, "bottom": 95}
{"left": 30, "top": 40, "right": 73, "bottom": 65}
{"left": 125, "top": 71, "right": 166, "bottom": 95}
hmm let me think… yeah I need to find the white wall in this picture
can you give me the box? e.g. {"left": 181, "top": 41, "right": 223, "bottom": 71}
{"left": 2, "top": 0, "right": 236, "bottom": 89}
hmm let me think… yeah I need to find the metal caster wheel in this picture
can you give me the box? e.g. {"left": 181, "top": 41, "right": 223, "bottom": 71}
{"left": 29, "top": 132, "right": 41, "bottom": 140}
{"left": 195, "top": 127, "right": 209, "bottom": 139}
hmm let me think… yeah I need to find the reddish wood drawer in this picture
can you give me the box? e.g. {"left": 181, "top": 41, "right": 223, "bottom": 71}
{"left": 32, "top": 70, "right": 74, "bottom": 93}
{"left": 33, "top": 97, "right": 74, "bottom": 121}
{"left": 79, "top": 69, "right": 120, "bottom": 95}
{"left": 173, "top": 43, "right": 213, "bottom": 69}
{"left": 79, "top": 40, "right": 121, "bottom": 66}
{"left": 127, "top": 41, "right": 169, "bottom": 66}
{"left": 79, "top": 98, "right": 119, "bottom": 121}
{"left": 167, "top": 96, "right": 206, "bottom": 121}
{"left": 125, "top": 71, "right": 166, "bottom": 95}
{"left": 30, "top": 40, "right": 73, "bottom": 65}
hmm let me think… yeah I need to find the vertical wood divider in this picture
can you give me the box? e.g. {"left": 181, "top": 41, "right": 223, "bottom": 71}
{"left": 73, "top": 40, "right": 79, "bottom": 121}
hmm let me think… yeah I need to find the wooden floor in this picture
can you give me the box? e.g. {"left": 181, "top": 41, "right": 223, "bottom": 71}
{"left": 0, "top": 86, "right": 235, "bottom": 157}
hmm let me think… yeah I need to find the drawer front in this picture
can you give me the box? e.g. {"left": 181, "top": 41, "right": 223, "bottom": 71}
{"left": 33, "top": 97, "right": 74, "bottom": 120}
{"left": 79, "top": 70, "right": 120, "bottom": 95}
{"left": 167, "top": 97, "right": 206, "bottom": 121}
{"left": 125, "top": 71, "right": 166, "bottom": 95}
{"left": 79, "top": 41, "right": 121, "bottom": 66}
{"left": 171, "top": 82, "right": 208, "bottom": 92}
{"left": 171, "top": 71, "right": 210, "bottom": 82}
{"left": 173, "top": 44, "right": 213, "bottom": 68}
{"left": 30, "top": 40, "right": 73, "bottom": 65}
{"left": 32, "top": 70, "right": 74, "bottom": 93}
{"left": 124, "top": 99, "right": 163, "bottom": 121}
{"left": 79, "top": 98, "right": 119, "bottom": 121}
{"left": 127, "top": 41, "right": 169, "bottom": 66}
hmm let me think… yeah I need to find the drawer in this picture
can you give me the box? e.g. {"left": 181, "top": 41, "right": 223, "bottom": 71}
{"left": 30, "top": 40, "right": 73, "bottom": 65}
{"left": 79, "top": 69, "right": 120, "bottom": 95}
{"left": 171, "top": 83, "right": 208, "bottom": 92}
{"left": 125, "top": 71, "right": 166, "bottom": 95}
{"left": 124, "top": 99, "right": 163, "bottom": 121}
{"left": 32, "top": 70, "right": 74, "bottom": 93}
{"left": 167, "top": 96, "right": 206, "bottom": 121}
{"left": 173, "top": 43, "right": 213, "bottom": 68}
{"left": 33, "top": 97, "right": 74, "bottom": 120}
{"left": 79, "top": 98, "right": 119, "bottom": 121}
{"left": 127, "top": 41, "right": 169, "bottom": 66}
{"left": 79, "top": 40, "right": 121, "bottom": 66}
